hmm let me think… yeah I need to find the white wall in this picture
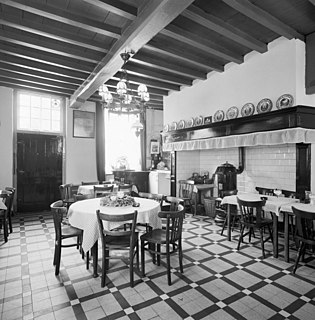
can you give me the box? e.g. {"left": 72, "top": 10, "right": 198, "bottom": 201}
{"left": 0, "top": 86, "right": 13, "bottom": 188}
{"left": 65, "top": 100, "right": 98, "bottom": 185}
{"left": 164, "top": 38, "right": 315, "bottom": 125}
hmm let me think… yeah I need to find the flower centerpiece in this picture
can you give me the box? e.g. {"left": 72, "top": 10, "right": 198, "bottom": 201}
{"left": 100, "top": 192, "right": 138, "bottom": 207}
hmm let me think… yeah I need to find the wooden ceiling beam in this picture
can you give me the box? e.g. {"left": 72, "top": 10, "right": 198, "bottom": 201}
{"left": 182, "top": 5, "right": 267, "bottom": 53}
{"left": 105, "top": 79, "right": 168, "bottom": 96}
{"left": 125, "top": 62, "right": 193, "bottom": 86}
{"left": 0, "top": 69, "right": 77, "bottom": 90}
{"left": 223, "top": 0, "right": 304, "bottom": 41}
{"left": 82, "top": 0, "right": 137, "bottom": 20}
{"left": 131, "top": 50, "right": 206, "bottom": 80}
{"left": 0, "top": 77, "right": 73, "bottom": 95}
{"left": 112, "top": 73, "right": 181, "bottom": 92}
{"left": 0, "top": 62, "right": 83, "bottom": 85}
{"left": 145, "top": 41, "right": 224, "bottom": 72}
{"left": 69, "top": 0, "right": 195, "bottom": 109}
{"left": 0, "top": 42, "right": 95, "bottom": 73}
{"left": 162, "top": 24, "right": 243, "bottom": 64}
{"left": 0, "top": 29, "right": 104, "bottom": 64}
{"left": 0, "top": 53, "right": 87, "bottom": 80}
{"left": 0, "top": 12, "right": 108, "bottom": 52}
{"left": 0, "top": 0, "right": 121, "bottom": 38}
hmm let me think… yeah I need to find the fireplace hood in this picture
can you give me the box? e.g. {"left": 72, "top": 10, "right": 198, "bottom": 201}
{"left": 162, "top": 106, "right": 315, "bottom": 152}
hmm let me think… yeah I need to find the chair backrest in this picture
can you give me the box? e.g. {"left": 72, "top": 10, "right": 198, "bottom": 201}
{"left": 118, "top": 184, "right": 132, "bottom": 192}
{"left": 178, "top": 180, "right": 194, "bottom": 199}
{"left": 163, "top": 196, "right": 184, "bottom": 211}
{"left": 139, "top": 192, "right": 165, "bottom": 206}
{"left": 158, "top": 205, "right": 185, "bottom": 243}
{"left": 74, "top": 194, "right": 93, "bottom": 201}
{"left": 96, "top": 210, "right": 138, "bottom": 247}
{"left": 292, "top": 205, "right": 315, "bottom": 245}
{"left": 1, "top": 190, "right": 13, "bottom": 213}
{"left": 94, "top": 185, "right": 114, "bottom": 198}
{"left": 69, "top": 184, "right": 80, "bottom": 197}
{"left": 82, "top": 181, "right": 100, "bottom": 185}
{"left": 59, "top": 183, "right": 72, "bottom": 200}
{"left": 237, "top": 197, "right": 266, "bottom": 224}
{"left": 50, "top": 200, "right": 67, "bottom": 239}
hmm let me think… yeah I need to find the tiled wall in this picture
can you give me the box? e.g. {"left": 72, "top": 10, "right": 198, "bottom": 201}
{"left": 176, "top": 144, "right": 296, "bottom": 194}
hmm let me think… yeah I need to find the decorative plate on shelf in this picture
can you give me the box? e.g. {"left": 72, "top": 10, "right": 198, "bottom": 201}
{"left": 241, "top": 103, "right": 255, "bottom": 117}
{"left": 170, "top": 121, "right": 177, "bottom": 131}
{"left": 257, "top": 98, "right": 273, "bottom": 114}
{"left": 204, "top": 116, "right": 212, "bottom": 125}
{"left": 276, "top": 94, "right": 294, "bottom": 109}
{"left": 226, "top": 106, "right": 239, "bottom": 120}
{"left": 213, "top": 110, "right": 225, "bottom": 122}
{"left": 163, "top": 124, "right": 169, "bottom": 132}
{"left": 177, "top": 119, "right": 185, "bottom": 130}
{"left": 194, "top": 116, "right": 204, "bottom": 126}
{"left": 185, "top": 118, "right": 194, "bottom": 128}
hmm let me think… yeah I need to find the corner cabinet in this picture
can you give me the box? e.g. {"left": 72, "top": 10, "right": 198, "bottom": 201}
{"left": 149, "top": 170, "right": 171, "bottom": 195}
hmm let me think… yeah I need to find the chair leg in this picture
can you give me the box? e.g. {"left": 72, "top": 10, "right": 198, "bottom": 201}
{"left": 101, "top": 247, "right": 106, "bottom": 288}
{"left": 156, "top": 244, "right": 161, "bottom": 266}
{"left": 141, "top": 240, "right": 145, "bottom": 277}
{"left": 166, "top": 243, "right": 171, "bottom": 285}
{"left": 86, "top": 251, "right": 89, "bottom": 270}
{"left": 8, "top": 213, "right": 13, "bottom": 233}
{"left": 55, "top": 243, "right": 62, "bottom": 276}
{"left": 3, "top": 217, "right": 8, "bottom": 242}
{"left": 178, "top": 241, "right": 183, "bottom": 274}
{"left": 260, "top": 228, "right": 265, "bottom": 259}
{"left": 237, "top": 225, "right": 245, "bottom": 250}
{"left": 293, "top": 241, "right": 304, "bottom": 274}
{"left": 220, "top": 217, "right": 227, "bottom": 236}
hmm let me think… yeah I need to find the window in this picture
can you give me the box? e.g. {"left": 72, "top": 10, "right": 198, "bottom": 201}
{"left": 104, "top": 110, "right": 141, "bottom": 172}
{"left": 17, "top": 92, "right": 62, "bottom": 133}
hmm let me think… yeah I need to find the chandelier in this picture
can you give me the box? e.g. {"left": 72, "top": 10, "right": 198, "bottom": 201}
{"left": 98, "top": 51, "right": 150, "bottom": 114}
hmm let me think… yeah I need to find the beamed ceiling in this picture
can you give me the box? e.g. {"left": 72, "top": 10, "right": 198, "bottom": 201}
{"left": 0, "top": 0, "right": 315, "bottom": 111}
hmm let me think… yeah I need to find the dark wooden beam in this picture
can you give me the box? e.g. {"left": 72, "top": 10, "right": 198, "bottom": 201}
{"left": 131, "top": 50, "right": 206, "bottom": 80}
{"left": 125, "top": 62, "right": 193, "bottom": 86}
{"left": 82, "top": 0, "right": 137, "bottom": 20}
{"left": 162, "top": 24, "right": 243, "bottom": 64}
{"left": 0, "top": 62, "right": 83, "bottom": 85}
{"left": 223, "top": 0, "right": 304, "bottom": 41}
{"left": 0, "top": 12, "right": 109, "bottom": 52}
{"left": 112, "top": 73, "right": 180, "bottom": 91}
{"left": 0, "top": 42, "right": 95, "bottom": 73}
{"left": 0, "top": 53, "right": 87, "bottom": 80}
{"left": 182, "top": 5, "right": 267, "bottom": 53}
{"left": 0, "top": 69, "right": 77, "bottom": 90}
{"left": 0, "top": 29, "right": 104, "bottom": 63}
{"left": 70, "top": 0, "right": 195, "bottom": 109}
{"left": 146, "top": 38, "right": 224, "bottom": 72}
{"left": 0, "top": 0, "right": 121, "bottom": 38}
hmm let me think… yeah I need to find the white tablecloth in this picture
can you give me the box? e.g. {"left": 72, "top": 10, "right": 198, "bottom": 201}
{"left": 281, "top": 202, "right": 315, "bottom": 213}
{"left": 67, "top": 197, "right": 161, "bottom": 252}
{"left": 221, "top": 192, "right": 299, "bottom": 216}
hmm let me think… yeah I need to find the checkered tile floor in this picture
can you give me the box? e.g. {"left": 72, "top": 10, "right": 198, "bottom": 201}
{"left": 1, "top": 211, "right": 315, "bottom": 320}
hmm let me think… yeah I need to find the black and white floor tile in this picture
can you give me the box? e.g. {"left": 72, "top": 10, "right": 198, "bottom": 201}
{"left": 0, "top": 211, "right": 315, "bottom": 320}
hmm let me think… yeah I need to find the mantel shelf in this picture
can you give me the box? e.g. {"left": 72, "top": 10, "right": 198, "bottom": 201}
{"left": 161, "top": 105, "right": 315, "bottom": 144}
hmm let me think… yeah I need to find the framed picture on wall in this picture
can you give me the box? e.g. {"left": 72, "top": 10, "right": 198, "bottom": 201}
{"left": 150, "top": 140, "right": 160, "bottom": 154}
{"left": 73, "top": 110, "right": 95, "bottom": 138}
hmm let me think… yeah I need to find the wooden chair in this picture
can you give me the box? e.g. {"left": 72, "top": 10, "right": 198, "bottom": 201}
{"left": 81, "top": 181, "right": 100, "bottom": 185}
{"left": 140, "top": 205, "right": 185, "bottom": 285}
{"left": 50, "top": 200, "right": 85, "bottom": 275}
{"left": 59, "top": 183, "right": 77, "bottom": 209}
{"left": 0, "top": 192, "right": 11, "bottom": 242}
{"left": 218, "top": 190, "right": 239, "bottom": 236}
{"left": 178, "top": 180, "right": 194, "bottom": 214}
{"left": 138, "top": 192, "right": 165, "bottom": 207}
{"left": 96, "top": 210, "right": 139, "bottom": 287}
{"left": 73, "top": 194, "right": 93, "bottom": 201}
{"left": 94, "top": 185, "right": 114, "bottom": 198}
{"left": 162, "top": 196, "right": 184, "bottom": 211}
{"left": 5, "top": 187, "right": 15, "bottom": 233}
{"left": 291, "top": 205, "right": 315, "bottom": 274}
{"left": 237, "top": 197, "right": 273, "bottom": 258}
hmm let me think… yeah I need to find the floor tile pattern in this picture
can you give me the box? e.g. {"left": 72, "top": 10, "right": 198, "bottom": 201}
{"left": 0, "top": 211, "right": 315, "bottom": 319}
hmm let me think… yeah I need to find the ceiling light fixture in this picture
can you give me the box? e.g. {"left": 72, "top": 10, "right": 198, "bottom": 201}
{"left": 98, "top": 51, "right": 150, "bottom": 114}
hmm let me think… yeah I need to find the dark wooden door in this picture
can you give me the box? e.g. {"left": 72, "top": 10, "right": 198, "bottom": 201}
{"left": 17, "top": 133, "right": 63, "bottom": 212}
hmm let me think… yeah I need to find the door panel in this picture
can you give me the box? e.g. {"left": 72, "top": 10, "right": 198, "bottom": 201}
{"left": 17, "top": 133, "right": 63, "bottom": 212}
